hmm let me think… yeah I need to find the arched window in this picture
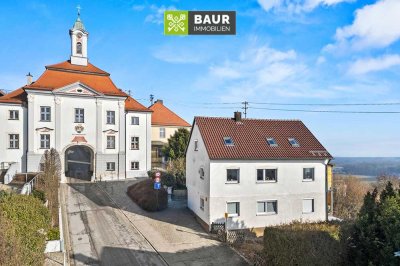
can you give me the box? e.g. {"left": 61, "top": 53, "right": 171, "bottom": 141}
{"left": 76, "top": 42, "right": 82, "bottom": 54}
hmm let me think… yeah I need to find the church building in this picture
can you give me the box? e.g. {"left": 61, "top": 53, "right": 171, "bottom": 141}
{"left": 0, "top": 13, "right": 152, "bottom": 182}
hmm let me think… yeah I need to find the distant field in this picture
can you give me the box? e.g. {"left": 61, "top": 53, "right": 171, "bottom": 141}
{"left": 332, "top": 157, "right": 400, "bottom": 177}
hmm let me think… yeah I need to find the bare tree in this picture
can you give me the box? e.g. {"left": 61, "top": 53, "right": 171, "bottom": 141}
{"left": 333, "top": 175, "right": 371, "bottom": 220}
{"left": 37, "top": 148, "right": 61, "bottom": 227}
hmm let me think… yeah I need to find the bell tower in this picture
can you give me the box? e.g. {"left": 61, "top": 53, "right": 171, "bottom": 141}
{"left": 70, "top": 6, "right": 88, "bottom": 66}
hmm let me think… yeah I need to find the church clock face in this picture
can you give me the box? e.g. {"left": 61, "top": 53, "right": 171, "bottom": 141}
{"left": 77, "top": 33, "right": 82, "bottom": 39}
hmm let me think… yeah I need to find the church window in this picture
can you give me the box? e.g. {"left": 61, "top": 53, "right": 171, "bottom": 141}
{"left": 76, "top": 42, "right": 82, "bottom": 54}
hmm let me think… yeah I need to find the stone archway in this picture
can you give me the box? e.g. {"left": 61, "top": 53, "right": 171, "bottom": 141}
{"left": 65, "top": 145, "right": 94, "bottom": 180}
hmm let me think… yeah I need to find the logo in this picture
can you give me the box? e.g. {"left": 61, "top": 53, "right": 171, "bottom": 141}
{"left": 164, "top": 11, "right": 236, "bottom": 36}
{"left": 164, "top": 11, "right": 189, "bottom": 35}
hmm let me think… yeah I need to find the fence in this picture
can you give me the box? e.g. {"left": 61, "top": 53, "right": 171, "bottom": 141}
{"left": 20, "top": 173, "right": 41, "bottom": 195}
{"left": 210, "top": 222, "right": 246, "bottom": 245}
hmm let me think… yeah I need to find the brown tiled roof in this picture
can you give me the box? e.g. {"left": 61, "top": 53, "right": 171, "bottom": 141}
{"left": 125, "top": 96, "right": 152, "bottom": 112}
{"left": 149, "top": 101, "right": 190, "bottom": 127}
{"left": 195, "top": 116, "right": 332, "bottom": 160}
{"left": 0, "top": 88, "right": 25, "bottom": 104}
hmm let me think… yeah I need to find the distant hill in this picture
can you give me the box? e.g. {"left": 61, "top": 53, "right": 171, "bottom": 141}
{"left": 331, "top": 157, "right": 400, "bottom": 177}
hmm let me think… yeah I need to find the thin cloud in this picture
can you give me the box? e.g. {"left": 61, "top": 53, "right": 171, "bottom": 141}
{"left": 348, "top": 54, "right": 400, "bottom": 75}
{"left": 145, "top": 4, "right": 176, "bottom": 24}
{"left": 257, "top": 0, "right": 353, "bottom": 13}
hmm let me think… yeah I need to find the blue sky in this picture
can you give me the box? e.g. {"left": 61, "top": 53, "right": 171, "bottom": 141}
{"left": 0, "top": 0, "right": 399, "bottom": 157}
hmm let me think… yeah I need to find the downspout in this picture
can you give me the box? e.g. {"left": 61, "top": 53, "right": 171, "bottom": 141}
{"left": 25, "top": 102, "right": 29, "bottom": 172}
{"left": 125, "top": 111, "right": 127, "bottom": 179}
{"left": 325, "top": 158, "right": 331, "bottom": 221}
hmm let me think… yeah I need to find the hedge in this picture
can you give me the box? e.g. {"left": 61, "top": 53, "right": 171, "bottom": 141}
{"left": 0, "top": 193, "right": 51, "bottom": 265}
{"left": 127, "top": 179, "right": 168, "bottom": 212}
{"left": 262, "top": 222, "right": 346, "bottom": 266}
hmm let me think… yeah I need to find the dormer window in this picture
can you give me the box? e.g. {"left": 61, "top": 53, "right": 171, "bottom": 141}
{"left": 267, "top": 138, "right": 278, "bottom": 146}
{"left": 288, "top": 138, "right": 300, "bottom": 147}
{"left": 223, "top": 137, "right": 234, "bottom": 146}
{"left": 76, "top": 42, "right": 82, "bottom": 54}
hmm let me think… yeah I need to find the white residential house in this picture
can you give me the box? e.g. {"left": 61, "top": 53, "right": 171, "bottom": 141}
{"left": 186, "top": 112, "right": 332, "bottom": 233}
{"left": 0, "top": 14, "right": 152, "bottom": 183}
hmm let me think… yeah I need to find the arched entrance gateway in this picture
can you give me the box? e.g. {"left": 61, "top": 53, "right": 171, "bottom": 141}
{"left": 65, "top": 145, "right": 94, "bottom": 180}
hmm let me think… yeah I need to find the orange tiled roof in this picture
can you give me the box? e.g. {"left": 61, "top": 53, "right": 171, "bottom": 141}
{"left": 25, "top": 60, "right": 125, "bottom": 97}
{"left": 1, "top": 60, "right": 151, "bottom": 112}
{"left": 125, "top": 96, "right": 152, "bottom": 112}
{"left": 0, "top": 88, "right": 25, "bottom": 104}
{"left": 149, "top": 101, "right": 190, "bottom": 127}
{"left": 46, "top": 61, "right": 109, "bottom": 75}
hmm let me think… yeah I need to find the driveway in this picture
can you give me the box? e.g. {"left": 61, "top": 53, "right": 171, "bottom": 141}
{"left": 63, "top": 177, "right": 248, "bottom": 265}
{"left": 62, "top": 178, "right": 166, "bottom": 265}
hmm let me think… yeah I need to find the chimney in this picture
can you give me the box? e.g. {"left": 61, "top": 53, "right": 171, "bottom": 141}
{"left": 234, "top": 111, "right": 242, "bottom": 122}
{"left": 26, "top": 72, "right": 33, "bottom": 85}
{"left": 156, "top": 99, "right": 163, "bottom": 105}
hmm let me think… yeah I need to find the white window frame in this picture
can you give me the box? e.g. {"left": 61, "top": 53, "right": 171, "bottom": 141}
{"left": 9, "top": 110, "right": 19, "bottom": 120}
{"left": 131, "top": 137, "right": 139, "bottom": 150}
{"left": 257, "top": 200, "right": 278, "bottom": 215}
{"left": 303, "top": 167, "right": 315, "bottom": 182}
{"left": 131, "top": 161, "right": 139, "bottom": 170}
{"left": 226, "top": 201, "right": 240, "bottom": 217}
{"left": 75, "top": 108, "right": 84, "bottom": 123}
{"left": 302, "top": 198, "right": 315, "bottom": 213}
{"left": 256, "top": 168, "right": 278, "bottom": 183}
{"left": 226, "top": 168, "right": 240, "bottom": 184}
{"left": 9, "top": 134, "right": 19, "bottom": 149}
{"left": 106, "top": 162, "right": 115, "bottom": 171}
{"left": 40, "top": 106, "right": 51, "bottom": 122}
{"left": 159, "top": 127, "right": 166, "bottom": 138}
{"left": 200, "top": 197, "right": 205, "bottom": 211}
{"left": 266, "top": 137, "right": 278, "bottom": 146}
{"left": 288, "top": 137, "right": 300, "bottom": 147}
{"left": 106, "top": 111, "right": 115, "bottom": 125}
{"left": 223, "top": 137, "right": 234, "bottom": 146}
{"left": 131, "top": 116, "right": 139, "bottom": 125}
{"left": 106, "top": 136, "right": 115, "bottom": 149}
{"left": 40, "top": 134, "right": 50, "bottom": 149}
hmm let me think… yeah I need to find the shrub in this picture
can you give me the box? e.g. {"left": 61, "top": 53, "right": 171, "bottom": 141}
{"left": 47, "top": 227, "right": 60, "bottom": 240}
{"left": 0, "top": 192, "right": 51, "bottom": 265}
{"left": 127, "top": 179, "right": 168, "bottom": 212}
{"left": 166, "top": 158, "right": 186, "bottom": 188}
{"left": 148, "top": 170, "right": 176, "bottom": 187}
{"left": 32, "top": 189, "right": 46, "bottom": 203}
{"left": 262, "top": 222, "right": 346, "bottom": 265}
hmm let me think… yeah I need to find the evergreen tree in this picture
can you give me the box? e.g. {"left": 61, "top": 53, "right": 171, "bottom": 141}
{"left": 380, "top": 181, "right": 395, "bottom": 202}
{"left": 349, "top": 185, "right": 400, "bottom": 265}
{"left": 162, "top": 128, "right": 190, "bottom": 160}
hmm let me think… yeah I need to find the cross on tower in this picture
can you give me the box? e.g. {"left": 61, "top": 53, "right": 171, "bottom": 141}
{"left": 77, "top": 5, "right": 81, "bottom": 17}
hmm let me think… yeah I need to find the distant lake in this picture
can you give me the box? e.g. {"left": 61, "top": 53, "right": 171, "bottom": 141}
{"left": 332, "top": 157, "right": 400, "bottom": 178}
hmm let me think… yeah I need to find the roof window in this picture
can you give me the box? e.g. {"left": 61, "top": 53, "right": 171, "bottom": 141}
{"left": 223, "top": 137, "right": 234, "bottom": 146}
{"left": 267, "top": 138, "right": 278, "bottom": 147}
{"left": 288, "top": 138, "right": 300, "bottom": 147}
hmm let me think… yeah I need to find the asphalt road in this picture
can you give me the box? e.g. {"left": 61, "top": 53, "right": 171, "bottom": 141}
{"left": 63, "top": 179, "right": 166, "bottom": 266}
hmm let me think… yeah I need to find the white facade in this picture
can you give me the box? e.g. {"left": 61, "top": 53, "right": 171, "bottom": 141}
{"left": 0, "top": 17, "right": 152, "bottom": 183}
{"left": 0, "top": 85, "right": 152, "bottom": 183}
{"left": 187, "top": 123, "right": 329, "bottom": 231}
